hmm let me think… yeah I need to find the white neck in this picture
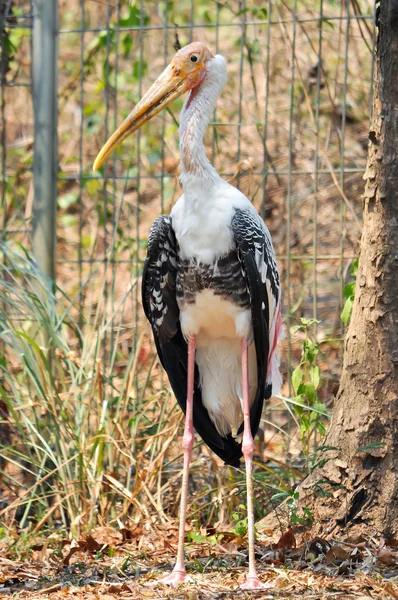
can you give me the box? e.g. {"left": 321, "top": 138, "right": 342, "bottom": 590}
{"left": 179, "top": 55, "right": 228, "bottom": 190}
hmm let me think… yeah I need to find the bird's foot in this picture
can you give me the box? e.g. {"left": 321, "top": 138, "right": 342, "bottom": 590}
{"left": 240, "top": 575, "right": 268, "bottom": 590}
{"left": 158, "top": 569, "right": 193, "bottom": 587}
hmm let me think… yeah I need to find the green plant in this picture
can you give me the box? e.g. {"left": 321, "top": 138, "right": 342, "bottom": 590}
{"left": 286, "top": 490, "right": 313, "bottom": 526}
{"left": 291, "top": 319, "right": 327, "bottom": 467}
{"left": 341, "top": 259, "right": 359, "bottom": 325}
{"left": 187, "top": 529, "right": 219, "bottom": 546}
{"left": 231, "top": 504, "right": 248, "bottom": 537}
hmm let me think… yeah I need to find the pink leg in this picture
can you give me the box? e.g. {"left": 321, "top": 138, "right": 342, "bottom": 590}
{"left": 240, "top": 338, "right": 266, "bottom": 590}
{"left": 160, "top": 335, "right": 196, "bottom": 586}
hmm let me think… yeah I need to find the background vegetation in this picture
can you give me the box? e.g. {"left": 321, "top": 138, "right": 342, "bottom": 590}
{"left": 1, "top": 0, "right": 374, "bottom": 552}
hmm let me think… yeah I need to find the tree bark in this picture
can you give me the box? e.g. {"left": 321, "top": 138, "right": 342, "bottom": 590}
{"left": 295, "top": 0, "right": 398, "bottom": 539}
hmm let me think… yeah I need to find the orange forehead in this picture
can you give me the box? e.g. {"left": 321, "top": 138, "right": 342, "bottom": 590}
{"left": 172, "top": 42, "right": 213, "bottom": 70}
{"left": 177, "top": 41, "right": 212, "bottom": 57}
{"left": 164, "top": 42, "right": 214, "bottom": 91}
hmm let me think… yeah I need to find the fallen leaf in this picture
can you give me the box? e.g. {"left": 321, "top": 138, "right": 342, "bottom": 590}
{"left": 40, "top": 583, "right": 61, "bottom": 594}
{"left": 139, "top": 346, "right": 150, "bottom": 365}
{"left": 84, "top": 535, "right": 102, "bottom": 553}
{"left": 218, "top": 541, "right": 239, "bottom": 554}
{"left": 106, "top": 584, "right": 123, "bottom": 593}
{"left": 377, "top": 548, "right": 396, "bottom": 566}
{"left": 121, "top": 583, "right": 136, "bottom": 592}
{"left": 276, "top": 528, "right": 296, "bottom": 550}
{"left": 345, "top": 533, "right": 367, "bottom": 545}
{"left": 326, "top": 546, "right": 350, "bottom": 564}
{"left": 62, "top": 546, "right": 82, "bottom": 566}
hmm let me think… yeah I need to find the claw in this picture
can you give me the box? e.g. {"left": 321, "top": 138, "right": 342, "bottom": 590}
{"left": 240, "top": 576, "right": 268, "bottom": 590}
{"left": 158, "top": 569, "right": 193, "bottom": 587}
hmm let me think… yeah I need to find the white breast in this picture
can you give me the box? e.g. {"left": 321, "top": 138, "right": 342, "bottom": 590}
{"left": 170, "top": 177, "right": 252, "bottom": 263}
{"left": 179, "top": 289, "right": 252, "bottom": 342}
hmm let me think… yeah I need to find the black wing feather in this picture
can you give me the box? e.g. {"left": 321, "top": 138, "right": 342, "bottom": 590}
{"left": 142, "top": 215, "right": 242, "bottom": 467}
{"left": 232, "top": 209, "right": 278, "bottom": 438}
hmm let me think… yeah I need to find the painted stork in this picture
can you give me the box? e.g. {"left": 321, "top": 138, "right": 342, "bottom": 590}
{"left": 94, "top": 42, "right": 282, "bottom": 590}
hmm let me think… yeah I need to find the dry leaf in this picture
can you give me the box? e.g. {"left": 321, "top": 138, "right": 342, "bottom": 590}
{"left": 106, "top": 584, "right": 123, "bottom": 593}
{"left": 62, "top": 546, "right": 82, "bottom": 566}
{"left": 377, "top": 548, "right": 396, "bottom": 566}
{"left": 121, "top": 583, "right": 136, "bottom": 592}
{"left": 326, "top": 546, "right": 350, "bottom": 564}
{"left": 84, "top": 535, "right": 102, "bottom": 553}
{"left": 345, "top": 533, "right": 367, "bottom": 545}
{"left": 276, "top": 528, "right": 296, "bottom": 550}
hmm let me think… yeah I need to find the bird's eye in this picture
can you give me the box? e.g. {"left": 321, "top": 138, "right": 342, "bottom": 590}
{"left": 190, "top": 54, "right": 198, "bottom": 63}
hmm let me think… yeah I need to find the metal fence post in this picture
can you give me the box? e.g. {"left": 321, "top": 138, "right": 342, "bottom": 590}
{"left": 31, "top": 0, "right": 58, "bottom": 282}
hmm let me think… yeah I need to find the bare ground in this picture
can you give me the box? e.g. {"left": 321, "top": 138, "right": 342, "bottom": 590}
{"left": 1, "top": 526, "right": 398, "bottom": 599}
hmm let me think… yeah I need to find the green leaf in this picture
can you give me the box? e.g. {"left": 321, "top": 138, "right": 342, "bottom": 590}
{"left": 58, "top": 192, "right": 79, "bottom": 210}
{"left": 350, "top": 258, "right": 359, "bottom": 277}
{"left": 292, "top": 394, "right": 304, "bottom": 414}
{"left": 343, "top": 281, "right": 355, "bottom": 299}
{"left": 98, "top": 29, "right": 115, "bottom": 49}
{"left": 303, "top": 339, "right": 318, "bottom": 363}
{"left": 300, "top": 318, "right": 320, "bottom": 327}
{"left": 118, "top": 5, "right": 149, "bottom": 27}
{"left": 188, "top": 531, "right": 206, "bottom": 543}
{"left": 133, "top": 60, "right": 148, "bottom": 80}
{"left": 309, "top": 364, "right": 320, "bottom": 389}
{"left": 355, "top": 442, "right": 386, "bottom": 454}
{"left": 3, "top": 34, "right": 17, "bottom": 58}
{"left": 315, "top": 445, "right": 340, "bottom": 453}
{"left": 297, "top": 383, "right": 305, "bottom": 396}
{"left": 300, "top": 416, "right": 310, "bottom": 434}
{"left": 341, "top": 296, "right": 353, "bottom": 325}
{"left": 313, "top": 402, "right": 326, "bottom": 414}
{"left": 234, "top": 518, "right": 248, "bottom": 537}
{"left": 122, "top": 33, "right": 133, "bottom": 57}
{"left": 270, "top": 492, "right": 289, "bottom": 502}
{"left": 291, "top": 365, "right": 303, "bottom": 394}
{"left": 303, "top": 383, "right": 316, "bottom": 403}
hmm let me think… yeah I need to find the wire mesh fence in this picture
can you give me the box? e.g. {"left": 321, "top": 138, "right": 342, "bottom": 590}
{"left": 0, "top": 0, "right": 375, "bottom": 534}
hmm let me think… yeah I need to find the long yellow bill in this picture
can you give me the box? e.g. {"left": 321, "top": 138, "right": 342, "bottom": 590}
{"left": 93, "top": 64, "right": 188, "bottom": 171}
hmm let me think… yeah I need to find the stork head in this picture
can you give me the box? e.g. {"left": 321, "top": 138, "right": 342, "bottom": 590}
{"left": 93, "top": 42, "right": 214, "bottom": 171}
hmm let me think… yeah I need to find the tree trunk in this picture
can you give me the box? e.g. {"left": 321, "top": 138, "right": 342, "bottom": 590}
{"left": 295, "top": 0, "right": 398, "bottom": 539}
